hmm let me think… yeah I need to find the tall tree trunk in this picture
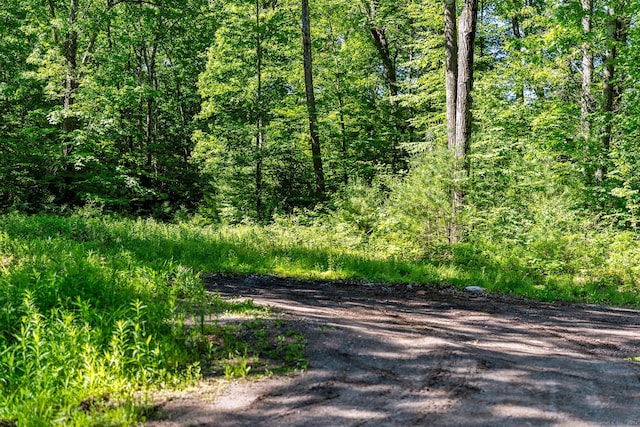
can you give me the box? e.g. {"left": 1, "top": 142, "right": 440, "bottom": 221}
{"left": 445, "top": 0, "right": 458, "bottom": 243}
{"left": 581, "top": 0, "right": 594, "bottom": 137}
{"left": 142, "top": 39, "right": 158, "bottom": 171}
{"left": 455, "top": 0, "right": 479, "bottom": 160}
{"left": 365, "top": 1, "right": 399, "bottom": 101}
{"left": 255, "top": 0, "right": 264, "bottom": 218}
{"left": 512, "top": 14, "right": 521, "bottom": 38}
{"left": 510, "top": 2, "right": 525, "bottom": 101}
{"left": 301, "top": 0, "right": 325, "bottom": 200}
{"left": 448, "top": 0, "right": 478, "bottom": 244}
{"left": 63, "top": 0, "right": 79, "bottom": 143}
{"left": 444, "top": 0, "right": 457, "bottom": 151}
{"left": 48, "top": 0, "right": 59, "bottom": 44}
{"left": 597, "top": 4, "right": 627, "bottom": 182}
{"left": 56, "top": 0, "right": 80, "bottom": 205}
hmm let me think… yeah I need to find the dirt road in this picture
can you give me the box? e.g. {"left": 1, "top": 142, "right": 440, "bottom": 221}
{"left": 148, "top": 275, "right": 640, "bottom": 426}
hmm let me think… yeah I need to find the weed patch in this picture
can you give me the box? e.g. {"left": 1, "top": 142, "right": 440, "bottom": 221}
{"left": 183, "top": 312, "right": 307, "bottom": 379}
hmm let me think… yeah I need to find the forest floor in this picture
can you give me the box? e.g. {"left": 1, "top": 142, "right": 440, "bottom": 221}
{"left": 146, "top": 275, "right": 640, "bottom": 427}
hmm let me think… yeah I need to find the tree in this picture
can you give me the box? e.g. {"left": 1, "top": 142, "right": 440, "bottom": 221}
{"left": 3, "top": 0, "right": 215, "bottom": 214}
{"left": 445, "top": 0, "right": 479, "bottom": 243}
{"left": 196, "top": 0, "right": 315, "bottom": 221}
{"left": 597, "top": 1, "right": 628, "bottom": 182}
{"left": 255, "top": 0, "right": 265, "bottom": 217}
{"left": 302, "top": 0, "right": 326, "bottom": 200}
{"left": 361, "top": 0, "right": 413, "bottom": 172}
{"left": 581, "top": 0, "right": 594, "bottom": 138}
{"left": 363, "top": 0, "right": 399, "bottom": 101}
{"left": 444, "top": 0, "right": 457, "bottom": 152}
{"left": 455, "top": 0, "right": 479, "bottom": 162}
{"left": 0, "top": 1, "right": 58, "bottom": 211}
{"left": 314, "top": 0, "right": 413, "bottom": 184}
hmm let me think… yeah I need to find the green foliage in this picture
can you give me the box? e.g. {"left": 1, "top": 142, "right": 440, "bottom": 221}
{"left": 0, "top": 214, "right": 207, "bottom": 424}
{"left": 3, "top": 194, "right": 640, "bottom": 421}
{"left": 1, "top": 0, "right": 215, "bottom": 216}
{"left": 332, "top": 178, "right": 387, "bottom": 235}
{"left": 2, "top": 0, "right": 640, "bottom": 233}
{"left": 375, "top": 148, "right": 455, "bottom": 250}
{"left": 3, "top": 0, "right": 640, "bottom": 422}
{"left": 194, "top": 0, "right": 315, "bottom": 222}
{"left": 188, "top": 317, "right": 307, "bottom": 379}
{"left": 0, "top": 296, "right": 168, "bottom": 425}
{"left": 0, "top": 213, "right": 306, "bottom": 424}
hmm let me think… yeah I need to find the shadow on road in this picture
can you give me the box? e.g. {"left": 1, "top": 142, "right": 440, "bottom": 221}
{"left": 148, "top": 275, "right": 640, "bottom": 427}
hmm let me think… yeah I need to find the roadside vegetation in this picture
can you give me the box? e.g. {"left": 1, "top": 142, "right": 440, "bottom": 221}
{"left": 3, "top": 0, "right": 640, "bottom": 423}
{"left": 0, "top": 213, "right": 306, "bottom": 425}
{"left": 1, "top": 206, "right": 639, "bottom": 424}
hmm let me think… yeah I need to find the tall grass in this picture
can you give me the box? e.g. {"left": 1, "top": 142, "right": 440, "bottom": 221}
{"left": 1, "top": 211, "right": 639, "bottom": 423}
{"left": 0, "top": 214, "right": 203, "bottom": 425}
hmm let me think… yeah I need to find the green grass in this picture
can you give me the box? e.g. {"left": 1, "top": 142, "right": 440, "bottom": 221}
{"left": 0, "top": 212, "right": 639, "bottom": 424}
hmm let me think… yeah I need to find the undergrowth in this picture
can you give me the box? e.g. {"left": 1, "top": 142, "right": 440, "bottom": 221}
{"left": 1, "top": 209, "right": 639, "bottom": 423}
{"left": 0, "top": 213, "right": 308, "bottom": 425}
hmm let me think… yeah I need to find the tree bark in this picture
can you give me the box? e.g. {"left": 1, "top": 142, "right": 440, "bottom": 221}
{"left": 54, "top": 0, "right": 81, "bottom": 205}
{"left": 581, "top": 0, "right": 594, "bottom": 136}
{"left": 62, "top": 0, "right": 79, "bottom": 141}
{"left": 255, "top": 0, "right": 264, "bottom": 218}
{"left": 363, "top": 0, "right": 406, "bottom": 172}
{"left": 448, "top": 0, "right": 478, "bottom": 244}
{"left": 301, "top": 0, "right": 325, "bottom": 200}
{"left": 512, "top": 15, "right": 521, "bottom": 38}
{"left": 445, "top": 0, "right": 459, "bottom": 244}
{"left": 48, "top": 0, "right": 59, "bottom": 43}
{"left": 455, "top": 0, "right": 478, "bottom": 162}
{"left": 327, "top": 18, "right": 349, "bottom": 184}
{"left": 597, "top": 4, "right": 627, "bottom": 182}
{"left": 444, "top": 0, "right": 457, "bottom": 151}
{"left": 143, "top": 39, "right": 158, "bottom": 170}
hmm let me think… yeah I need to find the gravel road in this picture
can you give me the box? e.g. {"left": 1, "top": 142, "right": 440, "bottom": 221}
{"left": 147, "top": 275, "right": 640, "bottom": 427}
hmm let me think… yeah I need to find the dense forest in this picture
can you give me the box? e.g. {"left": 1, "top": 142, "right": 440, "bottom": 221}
{"left": 1, "top": 0, "right": 637, "bottom": 229}
{"left": 1, "top": 0, "right": 640, "bottom": 424}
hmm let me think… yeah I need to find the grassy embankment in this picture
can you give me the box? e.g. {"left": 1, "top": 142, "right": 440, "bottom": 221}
{"left": 1, "top": 212, "right": 639, "bottom": 424}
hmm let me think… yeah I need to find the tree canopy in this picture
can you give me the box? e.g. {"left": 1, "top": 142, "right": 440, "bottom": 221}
{"left": 1, "top": 0, "right": 639, "bottom": 233}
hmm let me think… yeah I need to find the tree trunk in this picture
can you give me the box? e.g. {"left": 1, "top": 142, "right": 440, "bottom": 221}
{"left": 255, "top": 0, "right": 264, "bottom": 218}
{"left": 448, "top": 0, "right": 478, "bottom": 244}
{"left": 365, "top": 1, "right": 399, "bottom": 101}
{"left": 445, "top": 0, "right": 458, "bottom": 243}
{"left": 58, "top": 0, "right": 80, "bottom": 205}
{"left": 301, "top": 0, "right": 325, "bottom": 200}
{"left": 512, "top": 15, "right": 521, "bottom": 39}
{"left": 597, "top": 4, "right": 627, "bottom": 182}
{"left": 581, "top": 0, "right": 594, "bottom": 136}
{"left": 510, "top": 3, "right": 525, "bottom": 101}
{"left": 328, "top": 18, "right": 349, "bottom": 184}
{"left": 455, "top": 0, "right": 478, "bottom": 161}
{"left": 48, "top": 0, "right": 59, "bottom": 43}
{"left": 444, "top": 0, "right": 457, "bottom": 151}
{"left": 62, "top": 0, "right": 79, "bottom": 142}
{"left": 142, "top": 38, "right": 158, "bottom": 171}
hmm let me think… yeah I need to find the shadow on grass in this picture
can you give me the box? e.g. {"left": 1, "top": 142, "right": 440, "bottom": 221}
{"left": 3, "top": 214, "right": 638, "bottom": 311}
